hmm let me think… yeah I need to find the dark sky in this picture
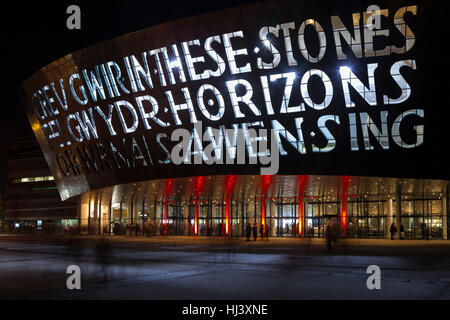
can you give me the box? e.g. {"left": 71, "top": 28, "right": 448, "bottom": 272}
{"left": 1, "top": 0, "right": 261, "bottom": 190}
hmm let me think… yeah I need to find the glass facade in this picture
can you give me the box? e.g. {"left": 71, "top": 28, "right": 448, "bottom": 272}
{"left": 401, "top": 196, "right": 444, "bottom": 240}
{"left": 78, "top": 175, "right": 449, "bottom": 240}
{"left": 346, "top": 196, "right": 387, "bottom": 239}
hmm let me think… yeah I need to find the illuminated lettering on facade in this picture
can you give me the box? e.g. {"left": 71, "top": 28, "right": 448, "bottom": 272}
{"left": 20, "top": 3, "right": 424, "bottom": 200}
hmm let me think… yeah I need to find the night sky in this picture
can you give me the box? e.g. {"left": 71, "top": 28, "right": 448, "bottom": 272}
{"left": 1, "top": 0, "right": 260, "bottom": 190}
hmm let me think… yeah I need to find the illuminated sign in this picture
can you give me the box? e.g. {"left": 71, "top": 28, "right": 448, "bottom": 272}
{"left": 19, "top": 1, "right": 432, "bottom": 200}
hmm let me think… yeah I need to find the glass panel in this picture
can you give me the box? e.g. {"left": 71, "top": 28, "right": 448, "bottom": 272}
{"left": 431, "top": 200, "right": 441, "bottom": 215}
{"left": 378, "top": 217, "right": 386, "bottom": 238}
{"left": 402, "top": 200, "right": 414, "bottom": 216}
{"left": 430, "top": 216, "right": 443, "bottom": 239}
{"left": 415, "top": 217, "right": 425, "bottom": 239}
{"left": 324, "top": 203, "right": 338, "bottom": 215}
{"left": 401, "top": 217, "right": 414, "bottom": 239}
{"left": 368, "top": 217, "right": 378, "bottom": 238}
{"left": 368, "top": 202, "right": 378, "bottom": 217}
{"left": 415, "top": 200, "right": 425, "bottom": 216}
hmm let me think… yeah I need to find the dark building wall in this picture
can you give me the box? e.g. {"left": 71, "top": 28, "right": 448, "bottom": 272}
{"left": 5, "top": 136, "right": 77, "bottom": 222}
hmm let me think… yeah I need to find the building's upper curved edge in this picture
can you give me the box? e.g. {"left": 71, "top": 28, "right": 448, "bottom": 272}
{"left": 19, "top": 0, "right": 273, "bottom": 89}
{"left": 19, "top": 0, "right": 448, "bottom": 201}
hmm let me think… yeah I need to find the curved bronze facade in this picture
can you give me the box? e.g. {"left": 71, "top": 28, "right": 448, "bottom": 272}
{"left": 18, "top": 0, "right": 447, "bottom": 201}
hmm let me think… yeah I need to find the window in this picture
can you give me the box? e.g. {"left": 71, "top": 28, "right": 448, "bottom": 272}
{"left": 13, "top": 176, "right": 54, "bottom": 183}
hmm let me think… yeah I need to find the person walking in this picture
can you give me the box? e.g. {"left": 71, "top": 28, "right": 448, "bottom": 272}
{"left": 331, "top": 221, "right": 338, "bottom": 244}
{"left": 325, "top": 223, "right": 333, "bottom": 253}
{"left": 390, "top": 222, "right": 397, "bottom": 240}
{"left": 400, "top": 223, "right": 405, "bottom": 240}
{"left": 252, "top": 224, "right": 258, "bottom": 241}
{"left": 259, "top": 224, "right": 264, "bottom": 240}
{"left": 245, "top": 223, "right": 252, "bottom": 241}
{"left": 95, "top": 237, "right": 113, "bottom": 282}
{"left": 265, "top": 225, "right": 270, "bottom": 241}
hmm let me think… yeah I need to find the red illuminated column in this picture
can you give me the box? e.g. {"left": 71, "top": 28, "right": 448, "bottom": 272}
{"left": 297, "top": 175, "right": 308, "bottom": 237}
{"left": 341, "top": 196, "right": 347, "bottom": 237}
{"left": 192, "top": 176, "right": 205, "bottom": 236}
{"left": 224, "top": 175, "right": 236, "bottom": 236}
{"left": 261, "top": 197, "right": 266, "bottom": 236}
{"left": 341, "top": 176, "right": 350, "bottom": 237}
{"left": 163, "top": 179, "right": 174, "bottom": 236}
{"left": 225, "top": 198, "right": 230, "bottom": 235}
{"left": 164, "top": 199, "right": 168, "bottom": 235}
{"left": 260, "top": 175, "right": 272, "bottom": 237}
{"left": 298, "top": 196, "right": 303, "bottom": 237}
{"left": 194, "top": 198, "right": 198, "bottom": 235}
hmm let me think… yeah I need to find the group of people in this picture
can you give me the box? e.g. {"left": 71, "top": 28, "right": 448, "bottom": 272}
{"left": 389, "top": 222, "right": 405, "bottom": 240}
{"left": 245, "top": 223, "right": 269, "bottom": 241}
{"left": 276, "top": 224, "right": 300, "bottom": 237}
{"left": 110, "top": 222, "right": 167, "bottom": 236}
{"left": 390, "top": 222, "right": 430, "bottom": 240}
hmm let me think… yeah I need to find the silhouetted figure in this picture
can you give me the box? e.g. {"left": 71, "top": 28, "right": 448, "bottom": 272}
{"left": 324, "top": 222, "right": 338, "bottom": 253}
{"left": 332, "top": 221, "right": 338, "bottom": 240}
{"left": 245, "top": 223, "right": 252, "bottom": 241}
{"left": 265, "top": 225, "right": 270, "bottom": 240}
{"left": 259, "top": 225, "right": 264, "bottom": 240}
{"left": 421, "top": 223, "right": 429, "bottom": 240}
{"left": 144, "top": 222, "right": 150, "bottom": 237}
{"left": 325, "top": 223, "right": 333, "bottom": 252}
{"left": 399, "top": 223, "right": 405, "bottom": 240}
{"left": 252, "top": 224, "right": 257, "bottom": 241}
{"left": 95, "top": 237, "right": 113, "bottom": 282}
{"left": 390, "top": 223, "right": 397, "bottom": 240}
